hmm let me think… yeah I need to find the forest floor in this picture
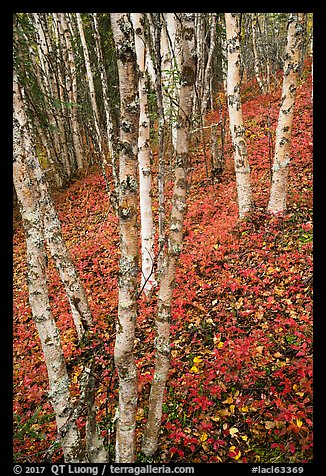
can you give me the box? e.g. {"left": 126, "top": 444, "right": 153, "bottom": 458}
{"left": 13, "top": 66, "right": 313, "bottom": 463}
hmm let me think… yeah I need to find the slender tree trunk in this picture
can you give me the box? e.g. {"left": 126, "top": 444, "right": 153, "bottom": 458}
{"left": 111, "top": 13, "right": 140, "bottom": 463}
{"left": 267, "top": 13, "right": 305, "bottom": 214}
{"left": 13, "top": 77, "right": 85, "bottom": 463}
{"left": 92, "top": 13, "right": 119, "bottom": 209}
{"left": 141, "top": 13, "right": 196, "bottom": 457}
{"left": 201, "top": 13, "right": 217, "bottom": 114}
{"left": 32, "top": 13, "right": 70, "bottom": 182}
{"left": 162, "top": 13, "right": 182, "bottom": 152}
{"left": 32, "top": 158, "right": 93, "bottom": 340}
{"left": 131, "top": 13, "right": 157, "bottom": 294}
{"left": 225, "top": 13, "right": 254, "bottom": 218}
{"left": 76, "top": 13, "right": 102, "bottom": 154}
{"left": 148, "top": 13, "right": 166, "bottom": 275}
{"left": 251, "top": 13, "right": 266, "bottom": 93}
{"left": 60, "top": 13, "right": 84, "bottom": 170}
{"left": 50, "top": 14, "right": 73, "bottom": 177}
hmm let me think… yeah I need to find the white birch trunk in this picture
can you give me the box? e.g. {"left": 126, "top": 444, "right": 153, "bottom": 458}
{"left": 225, "top": 13, "right": 254, "bottom": 218}
{"left": 252, "top": 14, "right": 266, "bottom": 93}
{"left": 267, "top": 13, "right": 305, "bottom": 214}
{"left": 162, "top": 13, "right": 182, "bottom": 150}
{"left": 50, "top": 13, "right": 72, "bottom": 177}
{"left": 32, "top": 158, "right": 93, "bottom": 340}
{"left": 141, "top": 13, "right": 196, "bottom": 457}
{"left": 131, "top": 13, "right": 157, "bottom": 294}
{"left": 13, "top": 77, "right": 85, "bottom": 463}
{"left": 92, "top": 13, "right": 119, "bottom": 203}
{"left": 146, "top": 13, "right": 166, "bottom": 275}
{"left": 111, "top": 13, "right": 140, "bottom": 463}
{"left": 201, "top": 13, "right": 217, "bottom": 114}
{"left": 76, "top": 14, "right": 103, "bottom": 156}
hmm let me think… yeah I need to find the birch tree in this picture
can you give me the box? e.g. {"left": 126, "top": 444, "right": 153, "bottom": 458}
{"left": 131, "top": 13, "right": 156, "bottom": 294}
{"left": 110, "top": 12, "right": 140, "bottom": 463}
{"left": 92, "top": 12, "right": 119, "bottom": 203}
{"left": 142, "top": 13, "right": 196, "bottom": 457}
{"left": 13, "top": 76, "right": 85, "bottom": 463}
{"left": 251, "top": 13, "right": 266, "bottom": 93}
{"left": 225, "top": 13, "right": 254, "bottom": 218}
{"left": 147, "top": 13, "right": 166, "bottom": 275}
{"left": 267, "top": 13, "right": 305, "bottom": 214}
{"left": 201, "top": 13, "right": 217, "bottom": 114}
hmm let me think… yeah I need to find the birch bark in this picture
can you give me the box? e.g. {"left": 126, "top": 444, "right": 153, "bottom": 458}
{"left": 201, "top": 13, "right": 217, "bottom": 114}
{"left": 131, "top": 12, "right": 156, "bottom": 294}
{"left": 111, "top": 12, "right": 140, "bottom": 463}
{"left": 267, "top": 13, "right": 305, "bottom": 214}
{"left": 225, "top": 13, "right": 254, "bottom": 218}
{"left": 252, "top": 13, "right": 266, "bottom": 93}
{"left": 147, "top": 13, "right": 166, "bottom": 275}
{"left": 141, "top": 13, "right": 196, "bottom": 457}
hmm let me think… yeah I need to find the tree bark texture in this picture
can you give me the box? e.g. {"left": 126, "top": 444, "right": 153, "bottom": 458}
{"left": 111, "top": 12, "right": 140, "bottom": 463}
{"left": 225, "top": 13, "right": 254, "bottom": 218}
{"left": 267, "top": 13, "right": 305, "bottom": 214}
{"left": 141, "top": 13, "right": 196, "bottom": 457}
{"left": 131, "top": 13, "right": 157, "bottom": 294}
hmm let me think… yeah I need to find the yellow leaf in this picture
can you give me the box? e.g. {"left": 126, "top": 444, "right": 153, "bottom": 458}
{"left": 241, "top": 406, "right": 249, "bottom": 413}
{"left": 229, "top": 427, "right": 239, "bottom": 437}
{"left": 190, "top": 365, "right": 199, "bottom": 373}
{"left": 217, "top": 341, "right": 224, "bottom": 349}
{"left": 229, "top": 446, "right": 241, "bottom": 460}
{"left": 293, "top": 384, "right": 299, "bottom": 391}
{"left": 223, "top": 395, "right": 233, "bottom": 404}
{"left": 296, "top": 419, "right": 303, "bottom": 428}
{"left": 241, "top": 435, "right": 248, "bottom": 441}
{"left": 230, "top": 404, "right": 235, "bottom": 414}
{"left": 234, "top": 450, "right": 241, "bottom": 460}
{"left": 200, "top": 432, "right": 208, "bottom": 442}
{"left": 193, "top": 356, "right": 203, "bottom": 363}
{"left": 296, "top": 391, "right": 305, "bottom": 397}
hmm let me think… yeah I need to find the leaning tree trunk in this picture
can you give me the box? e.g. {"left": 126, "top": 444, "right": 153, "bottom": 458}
{"left": 32, "top": 157, "right": 93, "bottom": 340}
{"left": 131, "top": 12, "right": 157, "bottom": 294}
{"left": 110, "top": 13, "right": 140, "bottom": 463}
{"left": 225, "top": 13, "right": 254, "bottom": 218}
{"left": 141, "top": 13, "right": 196, "bottom": 457}
{"left": 267, "top": 13, "right": 305, "bottom": 214}
{"left": 13, "top": 77, "right": 85, "bottom": 463}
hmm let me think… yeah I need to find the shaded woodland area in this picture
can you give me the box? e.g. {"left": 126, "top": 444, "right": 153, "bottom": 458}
{"left": 13, "top": 13, "right": 313, "bottom": 465}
